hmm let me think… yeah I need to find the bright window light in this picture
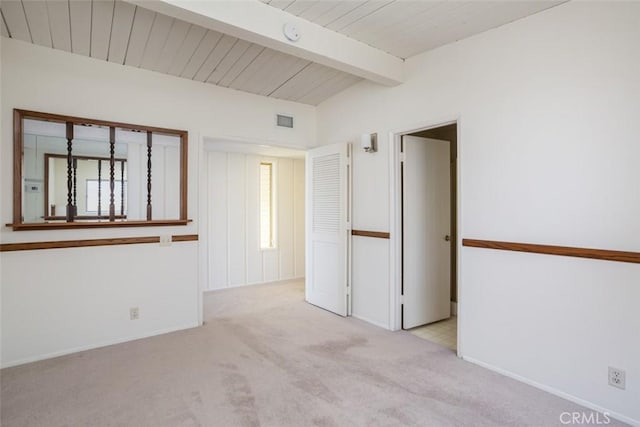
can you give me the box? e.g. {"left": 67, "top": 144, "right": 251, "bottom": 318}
{"left": 259, "top": 162, "right": 275, "bottom": 249}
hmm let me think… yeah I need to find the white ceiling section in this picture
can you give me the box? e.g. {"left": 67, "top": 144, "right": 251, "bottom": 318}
{"left": 0, "top": 0, "right": 362, "bottom": 105}
{"left": 261, "top": 0, "right": 566, "bottom": 59}
{"left": 0, "top": 0, "right": 565, "bottom": 105}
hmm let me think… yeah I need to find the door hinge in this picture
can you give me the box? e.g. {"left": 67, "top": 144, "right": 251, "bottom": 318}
{"left": 400, "top": 294, "right": 404, "bottom": 304}
{"left": 346, "top": 284, "right": 351, "bottom": 297}
{"left": 399, "top": 152, "right": 406, "bottom": 163}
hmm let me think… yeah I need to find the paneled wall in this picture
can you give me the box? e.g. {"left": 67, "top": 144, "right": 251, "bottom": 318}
{"left": 206, "top": 151, "right": 305, "bottom": 290}
{"left": 127, "top": 141, "right": 181, "bottom": 220}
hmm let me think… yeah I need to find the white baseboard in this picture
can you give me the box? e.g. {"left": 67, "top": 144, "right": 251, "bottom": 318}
{"left": 204, "top": 277, "right": 305, "bottom": 293}
{"left": 351, "top": 313, "right": 391, "bottom": 330}
{"left": 451, "top": 301, "right": 457, "bottom": 316}
{"left": 1, "top": 322, "right": 199, "bottom": 369}
{"left": 462, "top": 356, "right": 639, "bottom": 427}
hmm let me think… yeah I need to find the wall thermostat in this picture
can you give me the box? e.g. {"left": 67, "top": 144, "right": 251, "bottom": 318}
{"left": 283, "top": 23, "right": 300, "bottom": 42}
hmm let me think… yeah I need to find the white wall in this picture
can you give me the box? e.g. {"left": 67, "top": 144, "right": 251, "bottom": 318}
{"left": 317, "top": 2, "right": 639, "bottom": 424}
{"left": 0, "top": 37, "right": 315, "bottom": 367}
{"left": 351, "top": 236, "right": 389, "bottom": 328}
{"left": 206, "top": 151, "right": 305, "bottom": 289}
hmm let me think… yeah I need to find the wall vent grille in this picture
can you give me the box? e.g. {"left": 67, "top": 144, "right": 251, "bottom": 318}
{"left": 276, "top": 114, "right": 294, "bottom": 128}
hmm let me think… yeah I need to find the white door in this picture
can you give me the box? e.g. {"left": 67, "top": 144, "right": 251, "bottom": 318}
{"left": 306, "top": 143, "right": 350, "bottom": 316}
{"left": 402, "top": 135, "right": 451, "bottom": 329}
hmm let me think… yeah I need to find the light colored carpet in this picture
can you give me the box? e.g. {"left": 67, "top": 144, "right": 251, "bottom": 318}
{"left": 1, "top": 280, "right": 623, "bottom": 426}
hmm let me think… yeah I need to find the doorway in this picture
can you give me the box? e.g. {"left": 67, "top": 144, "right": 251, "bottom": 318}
{"left": 395, "top": 123, "right": 458, "bottom": 351}
{"left": 201, "top": 138, "right": 306, "bottom": 294}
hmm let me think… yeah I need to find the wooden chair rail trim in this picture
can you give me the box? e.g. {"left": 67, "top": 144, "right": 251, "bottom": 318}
{"left": 0, "top": 234, "right": 198, "bottom": 252}
{"left": 462, "top": 239, "right": 640, "bottom": 264}
{"left": 351, "top": 230, "right": 391, "bottom": 239}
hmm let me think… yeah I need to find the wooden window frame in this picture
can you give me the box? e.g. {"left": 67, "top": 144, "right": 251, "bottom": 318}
{"left": 10, "top": 109, "right": 189, "bottom": 230}
{"left": 43, "top": 153, "right": 128, "bottom": 221}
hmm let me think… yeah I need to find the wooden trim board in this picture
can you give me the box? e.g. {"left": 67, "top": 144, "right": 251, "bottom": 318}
{"left": 352, "top": 230, "right": 390, "bottom": 239}
{"left": 462, "top": 238, "right": 640, "bottom": 264}
{"left": 15, "top": 109, "right": 187, "bottom": 135}
{"left": 0, "top": 234, "right": 198, "bottom": 252}
{"left": 7, "top": 219, "right": 191, "bottom": 230}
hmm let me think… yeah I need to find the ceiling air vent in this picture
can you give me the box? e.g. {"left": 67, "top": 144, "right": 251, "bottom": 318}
{"left": 276, "top": 114, "right": 294, "bottom": 128}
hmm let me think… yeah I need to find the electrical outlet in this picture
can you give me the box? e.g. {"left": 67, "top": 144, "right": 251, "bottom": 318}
{"left": 608, "top": 367, "right": 625, "bottom": 390}
{"left": 159, "top": 235, "right": 172, "bottom": 247}
{"left": 130, "top": 307, "right": 139, "bottom": 320}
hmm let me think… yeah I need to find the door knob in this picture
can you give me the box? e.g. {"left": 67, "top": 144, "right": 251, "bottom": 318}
{"left": 444, "top": 235, "right": 450, "bottom": 242}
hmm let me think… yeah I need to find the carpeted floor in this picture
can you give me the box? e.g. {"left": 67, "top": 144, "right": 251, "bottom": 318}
{"left": 1, "top": 280, "right": 624, "bottom": 426}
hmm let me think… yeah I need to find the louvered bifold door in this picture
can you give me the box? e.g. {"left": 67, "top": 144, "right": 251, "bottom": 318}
{"left": 305, "top": 143, "right": 349, "bottom": 316}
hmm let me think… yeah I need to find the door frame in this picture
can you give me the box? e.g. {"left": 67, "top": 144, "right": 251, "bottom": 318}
{"left": 199, "top": 136, "right": 307, "bottom": 317}
{"left": 388, "top": 116, "right": 463, "bottom": 357}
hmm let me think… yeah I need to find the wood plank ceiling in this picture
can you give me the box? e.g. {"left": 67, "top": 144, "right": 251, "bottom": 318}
{"left": 261, "top": 0, "right": 565, "bottom": 59}
{"left": 0, "top": 0, "right": 362, "bottom": 105}
{"left": 1, "top": 0, "right": 564, "bottom": 105}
